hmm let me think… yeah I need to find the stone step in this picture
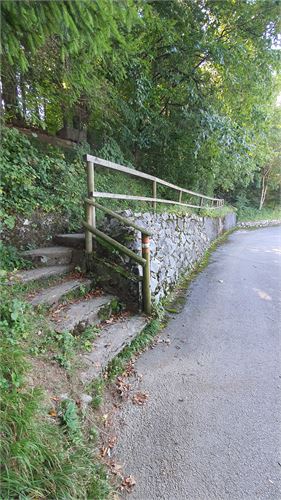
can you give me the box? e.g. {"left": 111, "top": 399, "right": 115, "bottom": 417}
{"left": 22, "top": 246, "right": 73, "bottom": 267}
{"left": 52, "top": 294, "right": 117, "bottom": 334}
{"left": 15, "top": 264, "right": 74, "bottom": 284}
{"left": 80, "top": 315, "right": 147, "bottom": 382}
{"left": 54, "top": 233, "right": 85, "bottom": 249}
{"left": 29, "top": 278, "right": 93, "bottom": 307}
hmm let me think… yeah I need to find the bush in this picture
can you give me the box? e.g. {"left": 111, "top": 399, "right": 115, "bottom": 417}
{"left": 237, "top": 206, "right": 281, "bottom": 221}
{"left": 0, "top": 241, "right": 33, "bottom": 271}
{"left": 0, "top": 127, "right": 86, "bottom": 231}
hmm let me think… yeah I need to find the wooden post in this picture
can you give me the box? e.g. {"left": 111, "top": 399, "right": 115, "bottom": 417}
{"left": 152, "top": 180, "right": 157, "bottom": 211}
{"left": 200, "top": 197, "right": 204, "bottom": 207}
{"left": 141, "top": 233, "right": 151, "bottom": 315}
{"left": 179, "top": 190, "right": 182, "bottom": 203}
{"left": 85, "top": 160, "right": 95, "bottom": 253}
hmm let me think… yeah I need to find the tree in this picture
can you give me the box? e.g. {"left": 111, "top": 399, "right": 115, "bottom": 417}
{"left": 1, "top": 0, "right": 280, "bottom": 202}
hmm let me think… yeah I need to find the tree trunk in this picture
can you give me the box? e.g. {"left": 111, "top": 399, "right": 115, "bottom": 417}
{"left": 1, "top": 63, "right": 25, "bottom": 125}
{"left": 259, "top": 170, "right": 269, "bottom": 210}
{"left": 1, "top": 65, "right": 18, "bottom": 115}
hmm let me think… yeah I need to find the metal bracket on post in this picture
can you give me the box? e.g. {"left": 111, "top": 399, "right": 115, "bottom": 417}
{"left": 141, "top": 233, "right": 151, "bottom": 315}
{"left": 85, "top": 160, "right": 95, "bottom": 254}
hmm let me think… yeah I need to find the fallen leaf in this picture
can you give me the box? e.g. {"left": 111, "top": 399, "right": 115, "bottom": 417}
{"left": 122, "top": 475, "right": 136, "bottom": 491}
{"left": 100, "top": 446, "right": 108, "bottom": 457}
{"left": 123, "top": 360, "right": 135, "bottom": 377}
{"left": 132, "top": 392, "right": 148, "bottom": 406}
{"left": 110, "top": 462, "right": 123, "bottom": 476}
{"left": 105, "top": 317, "right": 115, "bottom": 324}
{"left": 108, "top": 436, "right": 117, "bottom": 449}
{"left": 116, "top": 377, "right": 130, "bottom": 398}
{"left": 48, "top": 408, "right": 57, "bottom": 417}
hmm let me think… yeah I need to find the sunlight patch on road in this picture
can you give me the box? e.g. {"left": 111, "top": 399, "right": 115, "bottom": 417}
{"left": 253, "top": 288, "right": 272, "bottom": 301}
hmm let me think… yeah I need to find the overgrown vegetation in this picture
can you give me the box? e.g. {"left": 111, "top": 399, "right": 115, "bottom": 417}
{"left": 0, "top": 2, "right": 280, "bottom": 496}
{"left": 0, "top": 282, "right": 110, "bottom": 499}
{"left": 0, "top": 241, "right": 32, "bottom": 271}
{"left": 237, "top": 206, "right": 281, "bottom": 222}
{"left": 0, "top": 127, "right": 154, "bottom": 234}
{"left": 1, "top": 0, "right": 280, "bottom": 219}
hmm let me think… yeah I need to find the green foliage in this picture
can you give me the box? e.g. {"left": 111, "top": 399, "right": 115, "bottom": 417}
{"left": 0, "top": 127, "right": 86, "bottom": 230}
{"left": 88, "top": 378, "right": 106, "bottom": 409}
{"left": 0, "top": 241, "right": 33, "bottom": 271}
{"left": 59, "top": 399, "right": 83, "bottom": 445}
{"left": 0, "top": 345, "right": 109, "bottom": 498}
{"left": 200, "top": 205, "right": 236, "bottom": 218}
{"left": 0, "top": 290, "right": 29, "bottom": 344}
{"left": 1, "top": 0, "right": 135, "bottom": 70}
{"left": 0, "top": 283, "right": 110, "bottom": 499}
{"left": 1, "top": 0, "right": 281, "bottom": 220}
{"left": 237, "top": 207, "right": 281, "bottom": 222}
{"left": 54, "top": 331, "right": 75, "bottom": 370}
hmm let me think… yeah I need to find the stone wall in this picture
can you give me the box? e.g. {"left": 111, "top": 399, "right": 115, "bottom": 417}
{"left": 98, "top": 211, "right": 236, "bottom": 307}
{"left": 237, "top": 219, "right": 281, "bottom": 228}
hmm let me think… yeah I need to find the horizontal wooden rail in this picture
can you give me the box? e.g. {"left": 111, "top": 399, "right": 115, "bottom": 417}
{"left": 85, "top": 154, "right": 222, "bottom": 203}
{"left": 83, "top": 154, "right": 223, "bottom": 316}
{"left": 82, "top": 221, "right": 146, "bottom": 267}
{"left": 91, "top": 192, "right": 219, "bottom": 210}
{"left": 85, "top": 199, "right": 153, "bottom": 235}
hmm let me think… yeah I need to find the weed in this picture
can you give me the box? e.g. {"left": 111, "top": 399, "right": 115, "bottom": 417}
{"left": 106, "top": 319, "right": 161, "bottom": 381}
{"left": 59, "top": 399, "right": 83, "bottom": 445}
{"left": 0, "top": 339, "right": 110, "bottom": 499}
{"left": 87, "top": 378, "right": 106, "bottom": 409}
{"left": 0, "top": 241, "right": 33, "bottom": 271}
{"left": 237, "top": 206, "right": 281, "bottom": 222}
{"left": 0, "top": 279, "right": 111, "bottom": 499}
{"left": 76, "top": 325, "right": 100, "bottom": 352}
{"left": 54, "top": 331, "right": 75, "bottom": 369}
{"left": 98, "top": 298, "right": 123, "bottom": 321}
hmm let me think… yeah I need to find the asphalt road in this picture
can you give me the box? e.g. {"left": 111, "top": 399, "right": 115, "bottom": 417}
{"left": 114, "top": 226, "right": 281, "bottom": 500}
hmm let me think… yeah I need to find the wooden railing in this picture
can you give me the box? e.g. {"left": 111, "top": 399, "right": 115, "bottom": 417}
{"left": 83, "top": 200, "right": 152, "bottom": 314}
{"left": 85, "top": 155, "right": 224, "bottom": 224}
{"left": 83, "top": 154, "right": 224, "bottom": 315}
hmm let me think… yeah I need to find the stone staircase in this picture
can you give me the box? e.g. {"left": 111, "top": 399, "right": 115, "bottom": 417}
{"left": 16, "top": 235, "right": 147, "bottom": 381}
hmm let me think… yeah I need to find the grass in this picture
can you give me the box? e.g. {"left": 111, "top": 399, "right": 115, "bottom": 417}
{"left": 237, "top": 206, "right": 281, "bottom": 222}
{"left": 0, "top": 351, "right": 109, "bottom": 499}
{"left": 85, "top": 319, "right": 162, "bottom": 410}
{"left": 0, "top": 200, "right": 241, "bottom": 498}
{"left": 200, "top": 204, "right": 235, "bottom": 218}
{"left": 0, "top": 274, "right": 114, "bottom": 498}
{"left": 106, "top": 319, "right": 161, "bottom": 381}
{"left": 0, "top": 286, "right": 110, "bottom": 499}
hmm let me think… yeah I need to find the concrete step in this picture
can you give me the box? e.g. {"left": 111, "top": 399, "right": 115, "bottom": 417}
{"left": 52, "top": 294, "right": 117, "bottom": 334}
{"left": 29, "top": 278, "right": 93, "bottom": 307}
{"left": 80, "top": 315, "right": 147, "bottom": 382}
{"left": 54, "top": 233, "right": 85, "bottom": 249}
{"left": 15, "top": 264, "right": 74, "bottom": 283}
{"left": 22, "top": 246, "right": 73, "bottom": 267}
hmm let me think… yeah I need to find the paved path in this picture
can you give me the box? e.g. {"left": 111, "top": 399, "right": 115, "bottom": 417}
{"left": 114, "top": 227, "right": 281, "bottom": 500}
